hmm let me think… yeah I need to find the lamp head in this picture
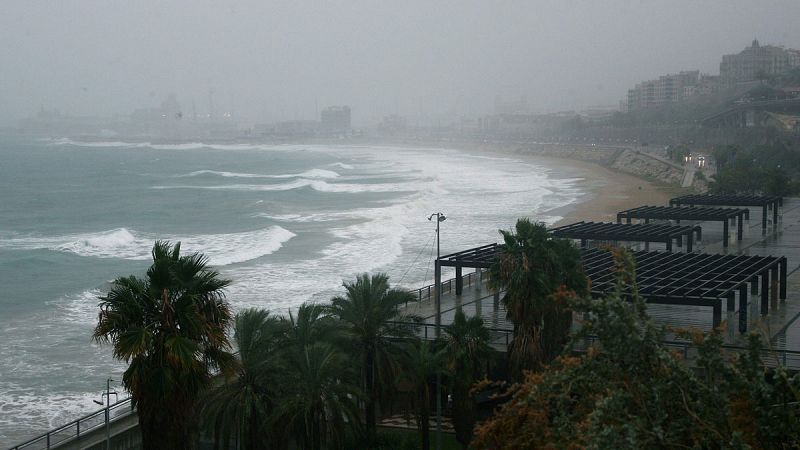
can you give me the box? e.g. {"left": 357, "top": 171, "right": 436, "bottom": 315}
{"left": 438, "top": 214, "right": 447, "bottom": 222}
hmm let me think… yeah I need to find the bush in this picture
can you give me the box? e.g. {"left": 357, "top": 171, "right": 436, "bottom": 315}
{"left": 473, "top": 249, "right": 800, "bottom": 449}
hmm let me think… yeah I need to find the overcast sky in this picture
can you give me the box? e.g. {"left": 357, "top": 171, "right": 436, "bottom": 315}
{"left": 2, "top": 0, "right": 800, "bottom": 126}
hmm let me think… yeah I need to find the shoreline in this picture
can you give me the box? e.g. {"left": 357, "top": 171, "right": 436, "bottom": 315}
{"left": 436, "top": 142, "right": 681, "bottom": 227}
{"left": 46, "top": 135, "right": 681, "bottom": 227}
{"left": 537, "top": 156, "right": 679, "bottom": 226}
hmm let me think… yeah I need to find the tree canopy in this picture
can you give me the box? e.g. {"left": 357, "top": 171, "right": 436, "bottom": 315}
{"left": 710, "top": 143, "right": 800, "bottom": 196}
{"left": 474, "top": 248, "right": 800, "bottom": 449}
{"left": 94, "top": 241, "right": 235, "bottom": 449}
{"left": 489, "top": 218, "right": 587, "bottom": 379}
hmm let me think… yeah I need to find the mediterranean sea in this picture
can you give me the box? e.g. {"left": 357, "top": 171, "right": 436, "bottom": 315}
{"left": 0, "top": 137, "right": 583, "bottom": 443}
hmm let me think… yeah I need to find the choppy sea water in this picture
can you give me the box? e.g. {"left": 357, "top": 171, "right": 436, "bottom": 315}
{"left": 0, "top": 137, "right": 583, "bottom": 443}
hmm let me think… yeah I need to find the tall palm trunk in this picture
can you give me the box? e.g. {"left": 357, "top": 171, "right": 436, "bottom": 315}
{"left": 419, "top": 384, "right": 431, "bottom": 450}
{"left": 452, "top": 380, "right": 476, "bottom": 448}
{"left": 364, "top": 346, "right": 377, "bottom": 440}
{"left": 311, "top": 414, "right": 322, "bottom": 450}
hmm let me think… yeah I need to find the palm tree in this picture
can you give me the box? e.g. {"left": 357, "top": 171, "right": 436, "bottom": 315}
{"left": 400, "top": 340, "right": 447, "bottom": 450}
{"left": 94, "top": 241, "right": 235, "bottom": 449}
{"left": 442, "top": 310, "right": 493, "bottom": 448}
{"left": 489, "top": 219, "right": 587, "bottom": 379}
{"left": 281, "top": 303, "right": 338, "bottom": 351}
{"left": 272, "top": 343, "right": 363, "bottom": 450}
{"left": 196, "top": 309, "right": 284, "bottom": 450}
{"left": 325, "top": 273, "right": 418, "bottom": 441}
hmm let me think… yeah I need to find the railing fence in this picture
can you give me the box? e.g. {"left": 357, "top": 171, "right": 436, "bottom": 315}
{"left": 8, "top": 398, "right": 134, "bottom": 450}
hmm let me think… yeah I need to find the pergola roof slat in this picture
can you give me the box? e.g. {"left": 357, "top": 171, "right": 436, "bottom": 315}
{"left": 549, "top": 221, "right": 700, "bottom": 249}
{"left": 670, "top": 194, "right": 781, "bottom": 207}
{"left": 617, "top": 205, "right": 748, "bottom": 221}
{"left": 438, "top": 244, "right": 783, "bottom": 306}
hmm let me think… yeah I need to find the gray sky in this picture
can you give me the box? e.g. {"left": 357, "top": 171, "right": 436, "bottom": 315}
{"left": 2, "top": 0, "right": 800, "bottom": 126}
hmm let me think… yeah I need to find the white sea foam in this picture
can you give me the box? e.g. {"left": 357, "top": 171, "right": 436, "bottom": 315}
{"left": 154, "top": 178, "right": 416, "bottom": 194}
{"left": 50, "top": 138, "right": 311, "bottom": 153}
{"left": 269, "top": 169, "right": 340, "bottom": 179}
{"left": 178, "top": 169, "right": 270, "bottom": 178}
{"left": 177, "top": 168, "right": 340, "bottom": 179}
{"left": 0, "top": 386, "right": 116, "bottom": 441}
{"left": 0, "top": 226, "right": 295, "bottom": 266}
{"left": 225, "top": 147, "right": 590, "bottom": 311}
{"left": 49, "top": 289, "right": 106, "bottom": 325}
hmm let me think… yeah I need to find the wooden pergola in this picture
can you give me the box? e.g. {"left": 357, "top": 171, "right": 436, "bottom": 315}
{"left": 582, "top": 248, "right": 787, "bottom": 332}
{"left": 549, "top": 221, "right": 702, "bottom": 252}
{"left": 669, "top": 194, "right": 782, "bottom": 231}
{"left": 435, "top": 244, "right": 787, "bottom": 332}
{"left": 616, "top": 206, "right": 749, "bottom": 248}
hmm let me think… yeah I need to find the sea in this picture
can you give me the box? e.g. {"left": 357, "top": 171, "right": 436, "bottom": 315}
{"left": 0, "top": 136, "right": 584, "bottom": 443}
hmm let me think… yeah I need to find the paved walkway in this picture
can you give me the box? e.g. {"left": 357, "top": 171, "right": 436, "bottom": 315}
{"left": 401, "top": 198, "right": 800, "bottom": 359}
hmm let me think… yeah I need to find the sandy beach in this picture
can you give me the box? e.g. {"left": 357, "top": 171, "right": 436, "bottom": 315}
{"left": 537, "top": 156, "right": 680, "bottom": 226}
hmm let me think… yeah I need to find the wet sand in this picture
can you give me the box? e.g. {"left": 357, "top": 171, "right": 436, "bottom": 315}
{"left": 536, "top": 156, "right": 680, "bottom": 226}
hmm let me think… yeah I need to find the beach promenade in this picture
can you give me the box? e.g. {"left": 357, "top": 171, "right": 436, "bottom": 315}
{"left": 400, "top": 197, "right": 800, "bottom": 368}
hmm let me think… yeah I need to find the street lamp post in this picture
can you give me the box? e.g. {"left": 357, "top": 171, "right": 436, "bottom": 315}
{"left": 93, "top": 378, "right": 117, "bottom": 450}
{"left": 428, "top": 212, "right": 446, "bottom": 335}
{"left": 427, "top": 212, "right": 446, "bottom": 450}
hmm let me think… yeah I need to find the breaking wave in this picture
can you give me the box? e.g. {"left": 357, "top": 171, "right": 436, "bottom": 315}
{"left": 0, "top": 226, "right": 295, "bottom": 266}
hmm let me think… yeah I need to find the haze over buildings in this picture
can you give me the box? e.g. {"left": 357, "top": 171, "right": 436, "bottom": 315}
{"left": 2, "top": 1, "right": 800, "bottom": 127}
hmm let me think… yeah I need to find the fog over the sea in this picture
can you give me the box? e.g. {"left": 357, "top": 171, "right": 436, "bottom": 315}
{"left": 2, "top": 0, "right": 800, "bottom": 126}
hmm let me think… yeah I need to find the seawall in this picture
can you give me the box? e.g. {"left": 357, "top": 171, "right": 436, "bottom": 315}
{"left": 508, "top": 143, "right": 693, "bottom": 189}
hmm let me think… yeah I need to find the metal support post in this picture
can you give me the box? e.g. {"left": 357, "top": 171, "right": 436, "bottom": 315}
{"left": 726, "top": 292, "right": 736, "bottom": 341}
{"left": 712, "top": 300, "right": 722, "bottom": 329}
{"left": 455, "top": 265, "right": 463, "bottom": 296}
{"left": 771, "top": 266, "right": 779, "bottom": 307}
{"left": 780, "top": 257, "right": 787, "bottom": 301}
{"left": 773, "top": 202, "right": 779, "bottom": 230}
{"left": 761, "top": 271, "right": 769, "bottom": 316}
{"left": 723, "top": 219, "right": 729, "bottom": 248}
{"left": 737, "top": 214, "right": 743, "bottom": 242}
{"left": 739, "top": 285, "right": 748, "bottom": 334}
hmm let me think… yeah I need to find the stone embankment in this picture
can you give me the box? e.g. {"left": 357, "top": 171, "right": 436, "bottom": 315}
{"left": 514, "top": 143, "right": 697, "bottom": 190}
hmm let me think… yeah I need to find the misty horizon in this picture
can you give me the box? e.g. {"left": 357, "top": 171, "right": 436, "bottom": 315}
{"left": 2, "top": 0, "right": 800, "bottom": 127}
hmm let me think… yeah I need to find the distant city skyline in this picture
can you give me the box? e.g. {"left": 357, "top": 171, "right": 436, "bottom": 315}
{"left": 2, "top": 1, "right": 800, "bottom": 127}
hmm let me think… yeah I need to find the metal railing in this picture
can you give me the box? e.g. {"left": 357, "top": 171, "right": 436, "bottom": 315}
{"left": 388, "top": 320, "right": 513, "bottom": 349}
{"left": 572, "top": 336, "right": 800, "bottom": 369}
{"left": 8, "top": 397, "right": 135, "bottom": 450}
{"left": 408, "top": 269, "right": 489, "bottom": 304}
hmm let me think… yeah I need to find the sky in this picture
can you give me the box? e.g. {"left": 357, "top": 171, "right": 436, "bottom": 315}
{"left": 2, "top": 0, "right": 800, "bottom": 127}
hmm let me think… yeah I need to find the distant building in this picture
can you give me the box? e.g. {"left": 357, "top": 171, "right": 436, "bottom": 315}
{"left": 377, "top": 114, "right": 408, "bottom": 135}
{"left": 273, "top": 120, "right": 319, "bottom": 136}
{"left": 131, "top": 94, "right": 183, "bottom": 124}
{"left": 626, "top": 71, "right": 700, "bottom": 111}
{"left": 720, "top": 40, "right": 800, "bottom": 84}
{"left": 126, "top": 94, "right": 187, "bottom": 138}
{"left": 320, "top": 106, "right": 351, "bottom": 133}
